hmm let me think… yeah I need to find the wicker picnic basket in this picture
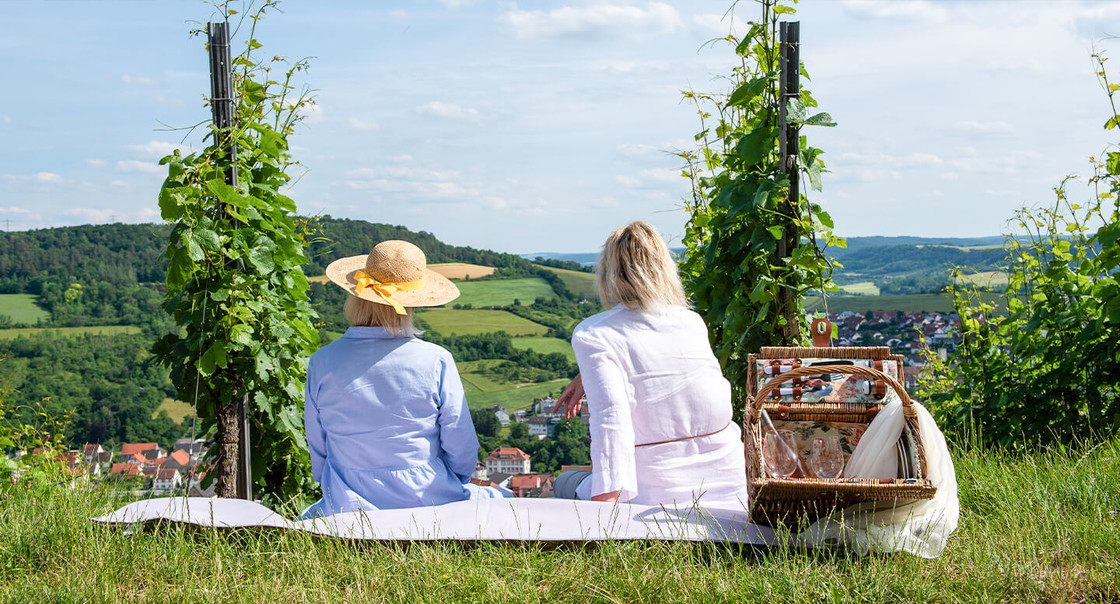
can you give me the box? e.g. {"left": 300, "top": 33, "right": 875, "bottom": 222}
{"left": 744, "top": 346, "right": 937, "bottom": 526}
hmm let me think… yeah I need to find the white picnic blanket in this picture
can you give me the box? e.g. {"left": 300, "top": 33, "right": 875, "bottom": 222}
{"left": 92, "top": 497, "right": 777, "bottom": 544}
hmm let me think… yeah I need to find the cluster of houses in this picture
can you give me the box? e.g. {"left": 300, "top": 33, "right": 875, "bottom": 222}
{"left": 469, "top": 445, "right": 590, "bottom": 498}
{"left": 827, "top": 310, "right": 960, "bottom": 391}
{"left": 489, "top": 395, "right": 591, "bottom": 438}
{"left": 35, "top": 438, "right": 214, "bottom": 496}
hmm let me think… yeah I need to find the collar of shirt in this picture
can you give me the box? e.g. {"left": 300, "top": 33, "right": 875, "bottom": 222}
{"left": 342, "top": 326, "right": 412, "bottom": 340}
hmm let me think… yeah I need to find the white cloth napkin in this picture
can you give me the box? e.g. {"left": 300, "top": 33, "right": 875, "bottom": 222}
{"left": 795, "top": 396, "right": 960, "bottom": 558}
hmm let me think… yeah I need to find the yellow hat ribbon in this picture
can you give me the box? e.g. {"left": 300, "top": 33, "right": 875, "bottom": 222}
{"left": 353, "top": 270, "right": 424, "bottom": 315}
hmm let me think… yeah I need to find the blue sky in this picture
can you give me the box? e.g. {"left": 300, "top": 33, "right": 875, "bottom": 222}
{"left": 3, "top": 1, "right": 1120, "bottom": 253}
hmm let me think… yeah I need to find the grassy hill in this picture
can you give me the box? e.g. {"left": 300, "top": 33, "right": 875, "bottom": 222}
{"left": 454, "top": 278, "right": 558, "bottom": 307}
{"left": 5, "top": 436, "right": 1119, "bottom": 601}
{"left": 538, "top": 266, "right": 597, "bottom": 300}
{"left": 418, "top": 309, "right": 549, "bottom": 337}
{"left": 0, "top": 293, "right": 49, "bottom": 324}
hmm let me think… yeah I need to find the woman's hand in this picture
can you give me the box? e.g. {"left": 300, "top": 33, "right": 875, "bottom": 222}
{"left": 554, "top": 373, "right": 585, "bottom": 419}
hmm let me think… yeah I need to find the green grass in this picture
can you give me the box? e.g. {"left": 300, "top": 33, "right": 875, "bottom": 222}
{"left": 453, "top": 277, "right": 557, "bottom": 307}
{"left": 838, "top": 281, "right": 881, "bottom": 296}
{"left": 538, "top": 265, "right": 598, "bottom": 299}
{"left": 4, "top": 437, "right": 1119, "bottom": 602}
{"left": 465, "top": 378, "right": 569, "bottom": 411}
{"left": 418, "top": 309, "right": 548, "bottom": 337}
{"left": 0, "top": 293, "right": 49, "bottom": 324}
{"left": 153, "top": 398, "right": 194, "bottom": 424}
{"left": 805, "top": 294, "right": 954, "bottom": 314}
{"left": 957, "top": 270, "right": 1010, "bottom": 288}
{"left": 510, "top": 336, "right": 576, "bottom": 363}
{"left": 0, "top": 325, "right": 141, "bottom": 339}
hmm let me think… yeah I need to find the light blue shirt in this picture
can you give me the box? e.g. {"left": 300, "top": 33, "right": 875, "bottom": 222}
{"left": 301, "top": 326, "right": 498, "bottom": 517}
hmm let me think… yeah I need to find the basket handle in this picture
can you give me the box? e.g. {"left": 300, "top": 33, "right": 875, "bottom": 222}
{"left": 748, "top": 364, "right": 915, "bottom": 423}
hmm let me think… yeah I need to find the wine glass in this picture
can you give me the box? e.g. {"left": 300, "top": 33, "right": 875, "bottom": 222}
{"left": 809, "top": 436, "right": 845, "bottom": 479}
{"left": 763, "top": 428, "right": 799, "bottom": 479}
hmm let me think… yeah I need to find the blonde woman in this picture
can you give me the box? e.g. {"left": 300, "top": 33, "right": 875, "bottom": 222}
{"left": 554, "top": 222, "right": 748, "bottom": 509}
{"left": 301, "top": 240, "right": 507, "bottom": 519}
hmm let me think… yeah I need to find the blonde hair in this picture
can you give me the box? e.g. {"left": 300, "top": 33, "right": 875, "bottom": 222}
{"left": 595, "top": 221, "right": 688, "bottom": 311}
{"left": 344, "top": 295, "right": 416, "bottom": 336}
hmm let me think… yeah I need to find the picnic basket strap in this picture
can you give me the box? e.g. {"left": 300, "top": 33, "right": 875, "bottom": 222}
{"left": 748, "top": 364, "right": 915, "bottom": 424}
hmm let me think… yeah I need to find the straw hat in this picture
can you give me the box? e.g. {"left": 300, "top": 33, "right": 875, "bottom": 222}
{"left": 325, "top": 240, "right": 459, "bottom": 314}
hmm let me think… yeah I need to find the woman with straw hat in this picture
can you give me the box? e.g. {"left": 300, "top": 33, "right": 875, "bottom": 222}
{"left": 553, "top": 222, "right": 747, "bottom": 509}
{"left": 300, "top": 240, "right": 508, "bottom": 518}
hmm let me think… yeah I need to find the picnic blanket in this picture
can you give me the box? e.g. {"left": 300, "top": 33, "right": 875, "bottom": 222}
{"left": 92, "top": 497, "right": 778, "bottom": 544}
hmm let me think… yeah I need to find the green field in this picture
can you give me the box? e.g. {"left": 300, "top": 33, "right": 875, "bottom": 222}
{"left": 958, "top": 270, "right": 1010, "bottom": 288}
{"left": 838, "top": 281, "right": 881, "bottom": 296}
{"left": 804, "top": 293, "right": 954, "bottom": 314}
{"left": 0, "top": 294, "right": 49, "bottom": 324}
{"left": 464, "top": 378, "right": 569, "bottom": 411}
{"left": 510, "top": 336, "right": 575, "bottom": 363}
{"left": 153, "top": 398, "right": 194, "bottom": 424}
{"left": 539, "top": 265, "right": 598, "bottom": 299}
{"left": 0, "top": 325, "right": 141, "bottom": 339}
{"left": 453, "top": 277, "right": 557, "bottom": 307}
{"left": 418, "top": 308, "right": 548, "bottom": 337}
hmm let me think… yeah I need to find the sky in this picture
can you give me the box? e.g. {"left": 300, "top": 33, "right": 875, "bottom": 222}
{"left": 3, "top": 0, "right": 1120, "bottom": 254}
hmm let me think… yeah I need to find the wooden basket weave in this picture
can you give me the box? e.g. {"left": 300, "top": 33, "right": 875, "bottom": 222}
{"left": 744, "top": 347, "right": 936, "bottom": 526}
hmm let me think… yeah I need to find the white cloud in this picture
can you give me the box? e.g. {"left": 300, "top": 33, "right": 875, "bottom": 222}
{"left": 346, "top": 117, "right": 381, "bottom": 132}
{"left": 85, "top": 159, "right": 109, "bottom": 168}
{"left": 109, "top": 180, "right": 129, "bottom": 188}
{"left": 33, "top": 172, "right": 62, "bottom": 184}
{"left": 64, "top": 207, "right": 116, "bottom": 223}
{"left": 691, "top": 12, "right": 748, "bottom": 37}
{"left": 0, "top": 206, "right": 33, "bottom": 215}
{"left": 2, "top": 115, "right": 11, "bottom": 124}
{"left": 501, "top": 2, "right": 682, "bottom": 40}
{"left": 126, "top": 140, "right": 181, "bottom": 157}
{"left": 115, "top": 160, "right": 162, "bottom": 174}
{"left": 616, "top": 167, "right": 681, "bottom": 188}
{"left": 415, "top": 101, "right": 485, "bottom": 123}
{"left": 121, "top": 73, "right": 158, "bottom": 86}
{"left": 841, "top": 0, "right": 950, "bottom": 23}
{"left": 437, "top": 0, "right": 477, "bottom": 7}
{"left": 954, "top": 120, "right": 1014, "bottom": 134}
{"left": 616, "top": 143, "right": 662, "bottom": 160}
{"left": 301, "top": 101, "right": 323, "bottom": 125}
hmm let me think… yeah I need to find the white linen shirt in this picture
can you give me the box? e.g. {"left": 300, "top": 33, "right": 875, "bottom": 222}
{"left": 572, "top": 304, "right": 748, "bottom": 509}
{"left": 302, "top": 326, "right": 480, "bottom": 515}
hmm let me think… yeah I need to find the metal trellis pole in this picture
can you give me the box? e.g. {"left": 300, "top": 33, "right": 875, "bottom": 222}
{"left": 778, "top": 20, "right": 802, "bottom": 344}
{"left": 207, "top": 21, "right": 251, "bottom": 501}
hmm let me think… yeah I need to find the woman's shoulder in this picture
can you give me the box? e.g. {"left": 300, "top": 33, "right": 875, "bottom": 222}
{"left": 573, "top": 305, "right": 627, "bottom": 337}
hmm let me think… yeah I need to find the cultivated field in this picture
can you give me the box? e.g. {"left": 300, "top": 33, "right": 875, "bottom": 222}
{"left": 465, "top": 378, "right": 569, "bottom": 410}
{"left": 838, "top": 281, "right": 881, "bottom": 296}
{"left": 454, "top": 278, "right": 557, "bottom": 307}
{"left": 418, "top": 309, "right": 548, "bottom": 337}
{"left": 0, "top": 293, "right": 49, "bottom": 324}
{"left": 429, "top": 262, "right": 496, "bottom": 280}
{"left": 804, "top": 293, "right": 954, "bottom": 314}
{"left": 0, "top": 325, "right": 141, "bottom": 339}
{"left": 154, "top": 398, "right": 194, "bottom": 424}
{"left": 957, "top": 270, "right": 1010, "bottom": 288}
{"left": 509, "top": 336, "right": 575, "bottom": 363}
{"left": 538, "top": 265, "right": 598, "bottom": 299}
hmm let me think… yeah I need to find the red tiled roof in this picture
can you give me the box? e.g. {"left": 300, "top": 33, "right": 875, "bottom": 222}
{"left": 120, "top": 443, "right": 159, "bottom": 456}
{"left": 485, "top": 447, "right": 530, "bottom": 462}
{"left": 510, "top": 474, "right": 550, "bottom": 489}
{"left": 156, "top": 468, "right": 179, "bottom": 480}
{"left": 169, "top": 450, "right": 191, "bottom": 466}
{"left": 110, "top": 463, "right": 141, "bottom": 476}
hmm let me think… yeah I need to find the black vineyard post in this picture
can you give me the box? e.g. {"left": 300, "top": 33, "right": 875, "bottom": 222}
{"left": 207, "top": 21, "right": 252, "bottom": 501}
